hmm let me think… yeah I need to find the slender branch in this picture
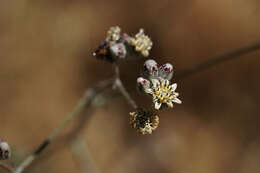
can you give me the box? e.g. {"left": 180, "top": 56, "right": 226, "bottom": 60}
{"left": 13, "top": 78, "right": 114, "bottom": 173}
{"left": 0, "top": 162, "right": 14, "bottom": 173}
{"left": 113, "top": 65, "right": 138, "bottom": 109}
{"left": 176, "top": 41, "right": 260, "bottom": 80}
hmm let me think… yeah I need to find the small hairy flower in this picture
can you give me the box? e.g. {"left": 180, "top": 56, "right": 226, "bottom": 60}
{"left": 0, "top": 140, "right": 11, "bottom": 160}
{"left": 130, "top": 29, "right": 152, "bottom": 57}
{"left": 146, "top": 78, "right": 181, "bottom": 110}
{"left": 129, "top": 108, "right": 159, "bottom": 135}
{"left": 106, "top": 26, "right": 121, "bottom": 42}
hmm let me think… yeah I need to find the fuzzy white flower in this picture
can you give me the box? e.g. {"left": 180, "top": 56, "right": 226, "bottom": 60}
{"left": 145, "top": 78, "right": 181, "bottom": 110}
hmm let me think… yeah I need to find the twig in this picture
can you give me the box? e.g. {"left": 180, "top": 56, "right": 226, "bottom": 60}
{"left": 70, "top": 137, "right": 100, "bottom": 173}
{"left": 113, "top": 65, "right": 138, "bottom": 109}
{"left": 176, "top": 41, "right": 260, "bottom": 80}
{"left": 13, "top": 78, "right": 114, "bottom": 173}
{"left": 0, "top": 162, "right": 14, "bottom": 173}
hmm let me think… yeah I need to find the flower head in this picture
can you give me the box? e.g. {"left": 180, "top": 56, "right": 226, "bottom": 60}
{"left": 129, "top": 108, "right": 159, "bottom": 135}
{"left": 137, "top": 59, "right": 181, "bottom": 110}
{"left": 146, "top": 78, "right": 181, "bottom": 110}
{"left": 130, "top": 29, "right": 152, "bottom": 57}
{"left": 106, "top": 26, "right": 121, "bottom": 42}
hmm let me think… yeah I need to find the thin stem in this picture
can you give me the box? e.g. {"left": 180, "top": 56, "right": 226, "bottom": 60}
{"left": 70, "top": 137, "right": 100, "bottom": 173}
{"left": 0, "top": 162, "right": 14, "bottom": 173}
{"left": 176, "top": 41, "right": 260, "bottom": 80}
{"left": 14, "top": 78, "right": 114, "bottom": 173}
{"left": 114, "top": 65, "right": 138, "bottom": 109}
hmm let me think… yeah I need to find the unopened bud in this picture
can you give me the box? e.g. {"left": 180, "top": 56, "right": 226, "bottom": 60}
{"left": 109, "top": 42, "right": 127, "bottom": 59}
{"left": 144, "top": 59, "right": 158, "bottom": 77}
{"left": 137, "top": 77, "right": 151, "bottom": 93}
{"left": 158, "top": 63, "right": 173, "bottom": 80}
{"left": 0, "top": 140, "right": 11, "bottom": 160}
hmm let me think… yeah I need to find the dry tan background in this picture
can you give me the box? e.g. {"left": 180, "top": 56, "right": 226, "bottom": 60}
{"left": 1, "top": 0, "right": 260, "bottom": 173}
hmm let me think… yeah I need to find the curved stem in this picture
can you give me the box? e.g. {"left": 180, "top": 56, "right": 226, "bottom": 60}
{"left": 176, "top": 41, "right": 260, "bottom": 80}
{"left": 114, "top": 65, "right": 138, "bottom": 109}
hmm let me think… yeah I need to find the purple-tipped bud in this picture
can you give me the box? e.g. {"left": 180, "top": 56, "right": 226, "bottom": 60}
{"left": 159, "top": 63, "right": 173, "bottom": 80}
{"left": 144, "top": 59, "right": 158, "bottom": 77}
{"left": 137, "top": 77, "right": 151, "bottom": 93}
{"left": 0, "top": 140, "right": 11, "bottom": 160}
{"left": 109, "top": 43, "right": 127, "bottom": 59}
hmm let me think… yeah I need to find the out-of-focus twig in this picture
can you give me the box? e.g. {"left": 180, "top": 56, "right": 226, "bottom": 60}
{"left": 70, "top": 137, "right": 100, "bottom": 173}
{"left": 0, "top": 162, "right": 14, "bottom": 173}
{"left": 13, "top": 78, "right": 114, "bottom": 173}
{"left": 176, "top": 41, "right": 260, "bottom": 80}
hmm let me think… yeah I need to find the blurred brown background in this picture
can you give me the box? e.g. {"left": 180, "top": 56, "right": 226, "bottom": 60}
{"left": 1, "top": 0, "right": 260, "bottom": 173}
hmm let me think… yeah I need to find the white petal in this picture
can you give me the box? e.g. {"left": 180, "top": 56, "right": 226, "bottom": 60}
{"left": 173, "top": 98, "right": 182, "bottom": 104}
{"left": 154, "top": 102, "right": 162, "bottom": 110}
{"left": 167, "top": 101, "right": 174, "bottom": 108}
{"left": 161, "top": 79, "right": 169, "bottom": 87}
{"left": 170, "top": 83, "right": 177, "bottom": 91}
{"left": 144, "top": 88, "right": 153, "bottom": 94}
{"left": 151, "top": 79, "right": 160, "bottom": 87}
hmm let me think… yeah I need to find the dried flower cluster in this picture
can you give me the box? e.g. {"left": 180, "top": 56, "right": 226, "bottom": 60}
{"left": 93, "top": 26, "right": 181, "bottom": 135}
{"left": 93, "top": 26, "right": 152, "bottom": 62}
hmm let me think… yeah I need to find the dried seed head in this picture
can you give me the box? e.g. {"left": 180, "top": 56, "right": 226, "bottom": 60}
{"left": 106, "top": 26, "right": 121, "bottom": 42}
{"left": 129, "top": 108, "right": 159, "bottom": 135}
{"left": 158, "top": 63, "right": 174, "bottom": 80}
{"left": 0, "top": 140, "right": 11, "bottom": 160}
{"left": 130, "top": 29, "right": 152, "bottom": 57}
{"left": 144, "top": 59, "right": 158, "bottom": 77}
{"left": 109, "top": 42, "right": 127, "bottom": 59}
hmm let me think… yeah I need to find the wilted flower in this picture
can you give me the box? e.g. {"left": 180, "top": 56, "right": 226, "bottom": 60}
{"left": 129, "top": 108, "right": 159, "bottom": 135}
{"left": 130, "top": 29, "right": 152, "bottom": 57}
{"left": 106, "top": 26, "right": 121, "bottom": 42}
{"left": 0, "top": 140, "right": 11, "bottom": 160}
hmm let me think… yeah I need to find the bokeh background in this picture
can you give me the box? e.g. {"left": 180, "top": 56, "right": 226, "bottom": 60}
{"left": 1, "top": 0, "right": 260, "bottom": 173}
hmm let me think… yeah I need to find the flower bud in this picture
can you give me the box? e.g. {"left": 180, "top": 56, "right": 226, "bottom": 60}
{"left": 0, "top": 140, "right": 11, "bottom": 160}
{"left": 137, "top": 77, "right": 151, "bottom": 93}
{"left": 109, "top": 42, "right": 127, "bottom": 59}
{"left": 144, "top": 59, "right": 158, "bottom": 77}
{"left": 158, "top": 63, "right": 173, "bottom": 80}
